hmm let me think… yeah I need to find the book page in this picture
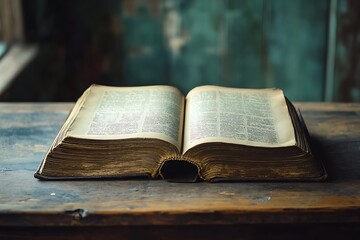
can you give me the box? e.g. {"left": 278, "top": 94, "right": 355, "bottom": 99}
{"left": 67, "top": 85, "right": 185, "bottom": 151}
{"left": 183, "top": 86, "right": 296, "bottom": 153}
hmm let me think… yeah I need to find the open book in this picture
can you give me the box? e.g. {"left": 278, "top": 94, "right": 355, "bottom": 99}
{"left": 34, "top": 85, "right": 327, "bottom": 182}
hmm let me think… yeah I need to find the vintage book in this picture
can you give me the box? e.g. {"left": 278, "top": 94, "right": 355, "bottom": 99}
{"left": 34, "top": 85, "right": 327, "bottom": 182}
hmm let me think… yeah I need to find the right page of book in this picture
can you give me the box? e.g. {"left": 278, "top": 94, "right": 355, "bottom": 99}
{"left": 183, "top": 86, "right": 296, "bottom": 153}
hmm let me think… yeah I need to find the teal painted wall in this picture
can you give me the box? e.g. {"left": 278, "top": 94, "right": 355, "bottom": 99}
{"left": 2, "top": 0, "right": 359, "bottom": 102}
{"left": 120, "top": 0, "right": 329, "bottom": 101}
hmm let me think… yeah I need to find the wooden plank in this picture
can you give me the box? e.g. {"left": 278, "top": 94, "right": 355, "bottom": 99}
{"left": 0, "top": 103, "right": 359, "bottom": 227}
{"left": 334, "top": 0, "right": 360, "bottom": 101}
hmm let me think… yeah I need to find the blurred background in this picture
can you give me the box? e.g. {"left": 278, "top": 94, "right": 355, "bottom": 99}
{"left": 0, "top": 0, "right": 359, "bottom": 102}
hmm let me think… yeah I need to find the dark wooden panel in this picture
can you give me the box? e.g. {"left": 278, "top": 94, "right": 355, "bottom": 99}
{"left": 334, "top": 0, "right": 360, "bottom": 102}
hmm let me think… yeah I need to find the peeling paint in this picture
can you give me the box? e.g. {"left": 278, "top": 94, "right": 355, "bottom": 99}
{"left": 163, "top": 0, "right": 189, "bottom": 57}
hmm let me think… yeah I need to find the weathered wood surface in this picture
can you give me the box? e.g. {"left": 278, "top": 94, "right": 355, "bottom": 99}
{"left": 0, "top": 103, "right": 359, "bottom": 228}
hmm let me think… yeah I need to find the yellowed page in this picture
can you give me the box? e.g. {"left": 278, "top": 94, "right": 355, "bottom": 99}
{"left": 66, "top": 85, "right": 185, "bottom": 151}
{"left": 183, "top": 85, "right": 296, "bottom": 153}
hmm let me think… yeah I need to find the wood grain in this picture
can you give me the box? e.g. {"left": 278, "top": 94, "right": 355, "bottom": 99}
{"left": 0, "top": 103, "right": 359, "bottom": 229}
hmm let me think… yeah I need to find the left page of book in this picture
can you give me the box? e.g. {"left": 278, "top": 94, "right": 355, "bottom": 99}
{"left": 66, "top": 85, "right": 185, "bottom": 151}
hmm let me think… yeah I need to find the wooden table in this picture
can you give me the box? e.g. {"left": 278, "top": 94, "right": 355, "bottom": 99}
{"left": 0, "top": 103, "right": 359, "bottom": 239}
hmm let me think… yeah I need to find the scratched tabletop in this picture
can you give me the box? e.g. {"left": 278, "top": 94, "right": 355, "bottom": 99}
{"left": 0, "top": 103, "right": 359, "bottom": 227}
